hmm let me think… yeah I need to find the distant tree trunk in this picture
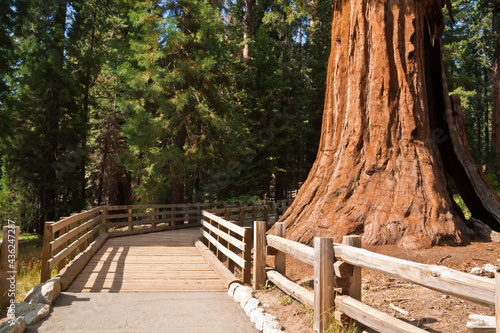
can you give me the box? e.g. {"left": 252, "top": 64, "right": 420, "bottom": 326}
{"left": 38, "top": 0, "right": 68, "bottom": 233}
{"left": 493, "top": 1, "right": 500, "bottom": 161}
{"left": 279, "top": 0, "right": 500, "bottom": 249}
{"left": 243, "top": 0, "right": 254, "bottom": 64}
{"left": 484, "top": 67, "right": 490, "bottom": 154}
{"left": 171, "top": 121, "right": 187, "bottom": 204}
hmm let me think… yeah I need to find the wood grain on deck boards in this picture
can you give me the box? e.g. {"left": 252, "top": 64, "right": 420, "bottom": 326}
{"left": 66, "top": 228, "right": 227, "bottom": 293}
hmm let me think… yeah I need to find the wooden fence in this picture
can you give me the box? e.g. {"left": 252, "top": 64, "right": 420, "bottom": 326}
{"left": 40, "top": 200, "right": 292, "bottom": 284}
{"left": 208, "top": 199, "right": 293, "bottom": 227}
{"left": 200, "top": 210, "right": 252, "bottom": 284}
{"left": 255, "top": 221, "right": 500, "bottom": 333}
{"left": 41, "top": 207, "right": 103, "bottom": 282}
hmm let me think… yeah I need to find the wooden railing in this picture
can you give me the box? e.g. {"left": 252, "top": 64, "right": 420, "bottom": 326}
{"left": 41, "top": 207, "right": 103, "bottom": 282}
{"left": 102, "top": 203, "right": 223, "bottom": 236}
{"left": 200, "top": 210, "right": 252, "bottom": 284}
{"left": 41, "top": 200, "right": 290, "bottom": 284}
{"left": 255, "top": 222, "right": 500, "bottom": 333}
{"left": 208, "top": 199, "right": 293, "bottom": 227}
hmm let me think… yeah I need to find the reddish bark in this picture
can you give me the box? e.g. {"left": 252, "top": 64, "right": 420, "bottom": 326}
{"left": 279, "top": 0, "right": 482, "bottom": 249}
{"left": 493, "top": 2, "right": 500, "bottom": 160}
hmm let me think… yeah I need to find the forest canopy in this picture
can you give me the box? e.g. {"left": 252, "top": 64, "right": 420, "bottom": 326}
{"left": 0, "top": 0, "right": 498, "bottom": 235}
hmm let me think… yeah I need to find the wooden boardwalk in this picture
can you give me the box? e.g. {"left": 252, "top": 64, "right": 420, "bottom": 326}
{"left": 67, "top": 228, "right": 226, "bottom": 293}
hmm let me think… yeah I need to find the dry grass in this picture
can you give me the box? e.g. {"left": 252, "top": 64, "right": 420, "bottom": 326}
{"left": 14, "top": 234, "right": 56, "bottom": 302}
{"left": 16, "top": 234, "right": 43, "bottom": 302}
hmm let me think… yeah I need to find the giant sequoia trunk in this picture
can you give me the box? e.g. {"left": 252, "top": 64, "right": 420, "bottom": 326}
{"left": 280, "top": 0, "right": 500, "bottom": 249}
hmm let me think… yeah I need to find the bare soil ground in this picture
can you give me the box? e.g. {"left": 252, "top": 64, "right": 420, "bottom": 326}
{"left": 255, "top": 241, "right": 499, "bottom": 333}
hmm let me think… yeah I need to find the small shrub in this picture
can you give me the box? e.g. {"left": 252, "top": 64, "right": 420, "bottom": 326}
{"left": 280, "top": 295, "right": 292, "bottom": 306}
{"left": 260, "top": 283, "right": 277, "bottom": 291}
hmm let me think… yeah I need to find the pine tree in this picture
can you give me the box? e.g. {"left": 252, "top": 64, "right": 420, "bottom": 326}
{"left": 4, "top": 0, "right": 87, "bottom": 232}
{"left": 117, "top": 0, "right": 240, "bottom": 204}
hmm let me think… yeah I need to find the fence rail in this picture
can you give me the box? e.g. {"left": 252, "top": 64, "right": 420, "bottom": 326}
{"left": 256, "top": 222, "right": 500, "bottom": 333}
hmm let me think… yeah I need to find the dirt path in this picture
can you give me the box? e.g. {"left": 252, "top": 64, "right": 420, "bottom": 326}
{"left": 26, "top": 292, "right": 257, "bottom": 333}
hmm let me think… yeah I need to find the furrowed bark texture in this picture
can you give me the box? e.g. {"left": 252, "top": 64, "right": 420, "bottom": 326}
{"left": 280, "top": 0, "right": 472, "bottom": 250}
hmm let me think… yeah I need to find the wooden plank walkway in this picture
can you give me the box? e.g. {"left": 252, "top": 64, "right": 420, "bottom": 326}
{"left": 67, "top": 228, "right": 226, "bottom": 293}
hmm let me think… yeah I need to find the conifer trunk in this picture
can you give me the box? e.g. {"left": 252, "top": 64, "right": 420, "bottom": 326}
{"left": 493, "top": 2, "right": 500, "bottom": 160}
{"left": 279, "top": 0, "right": 500, "bottom": 249}
{"left": 243, "top": 0, "right": 254, "bottom": 64}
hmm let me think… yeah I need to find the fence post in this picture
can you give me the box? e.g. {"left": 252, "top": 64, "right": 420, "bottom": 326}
{"left": 171, "top": 206, "right": 177, "bottom": 228}
{"left": 128, "top": 208, "right": 133, "bottom": 231}
{"left": 342, "top": 235, "right": 362, "bottom": 301}
{"left": 274, "top": 222, "right": 286, "bottom": 275}
{"left": 79, "top": 210, "right": 88, "bottom": 252}
{"left": 152, "top": 207, "right": 157, "bottom": 229}
{"left": 252, "top": 206, "right": 257, "bottom": 222}
{"left": 41, "top": 221, "right": 55, "bottom": 283}
{"left": 227, "top": 221, "right": 236, "bottom": 273}
{"left": 273, "top": 202, "right": 280, "bottom": 220}
{"left": 263, "top": 205, "right": 269, "bottom": 227}
{"left": 102, "top": 207, "right": 109, "bottom": 233}
{"left": 57, "top": 216, "right": 68, "bottom": 272}
{"left": 496, "top": 272, "right": 500, "bottom": 333}
{"left": 69, "top": 213, "right": 79, "bottom": 261}
{"left": 314, "top": 237, "right": 335, "bottom": 333}
{"left": 239, "top": 207, "right": 245, "bottom": 227}
{"left": 208, "top": 217, "right": 217, "bottom": 254}
{"left": 0, "top": 226, "right": 19, "bottom": 309}
{"left": 253, "top": 221, "right": 267, "bottom": 289}
{"left": 243, "top": 226, "right": 252, "bottom": 285}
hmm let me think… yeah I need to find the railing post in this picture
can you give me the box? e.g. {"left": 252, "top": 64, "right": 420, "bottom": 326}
{"left": 252, "top": 206, "right": 257, "bottom": 222}
{"left": 79, "top": 210, "right": 88, "bottom": 252}
{"left": 152, "top": 207, "right": 157, "bottom": 229}
{"left": 273, "top": 202, "right": 279, "bottom": 220}
{"left": 274, "top": 222, "right": 286, "bottom": 275}
{"left": 208, "top": 217, "right": 217, "bottom": 254}
{"left": 41, "top": 221, "right": 55, "bottom": 283}
{"left": 342, "top": 235, "right": 362, "bottom": 301}
{"left": 57, "top": 216, "right": 68, "bottom": 272}
{"left": 496, "top": 272, "right": 500, "bottom": 333}
{"left": 253, "top": 221, "right": 267, "bottom": 289}
{"left": 216, "top": 219, "right": 225, "bottom": 261}
{"left": 102, "top": 207, "right": 109, "bottom": 233}
{"left": 227, "top": 221, "right": 236, "bottom": 273}
{"left": 263, "top": 205, "right": 269, "bottom": 226}
{"left": 243, "top": 226, "right": 252, "bottom": 285}
{"left": 0, "top": 225, "right": 18, "bottom": 309}
{"left": 128, "top": 208, "right": 133, "bottom": 231}
{"left": 171, "top": 206, "right": 177, "bottom": 228}
{"left": 314, "top": 237, "right": 335, "bottom": 333}
{"left": 239, "top": 207, "right": 244, "bottom": 227}
{"left": 69, "top": 213, "right": 79, "bottom": 261}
